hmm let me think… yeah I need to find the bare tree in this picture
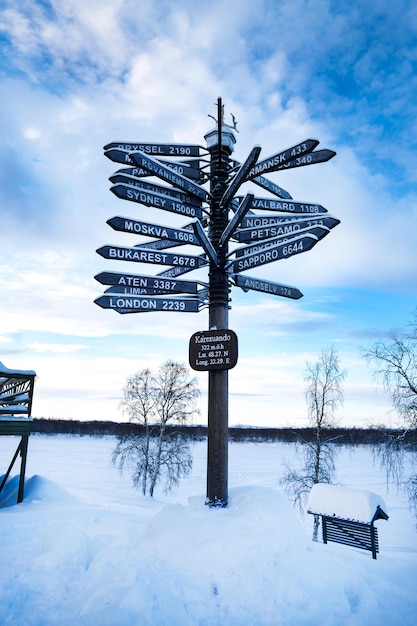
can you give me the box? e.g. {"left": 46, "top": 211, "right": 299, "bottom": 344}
{"left": 112, "top": 361, "right": 200, "bottom": 497}
{"left": 281, "top": 346, "right": 347, "bottom": 539}
{"left": 362, "top": 312, "right": 417, "bottom": 520}
{"left": 361, "top": 312, "right": 417, "bottom": 428}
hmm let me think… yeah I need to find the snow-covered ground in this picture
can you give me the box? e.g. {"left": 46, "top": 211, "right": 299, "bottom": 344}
{"left": 0, "top": 435, "right": 416, "bottom": 625}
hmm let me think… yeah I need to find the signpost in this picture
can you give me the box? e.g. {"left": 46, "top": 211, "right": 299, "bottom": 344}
{"left": 233, "top": 274, "right": 303, "bottom": 300}
{"left": 103, "top": 142, "right": 204, "bottom": 157}
{"left": 109, "top": 174, "right": 203, "bottom": 207}
{"left": 129, "top": 152, "right": 209, "bottom": 201}
{"left": 236, "top": 196, "right": 328, "bottom": 214}
{"left": 94, "top": 294, "right": 200, "bottom": 313}
{"left": 237, "top": 214, "right": 340, "bottom": 239}
{"left": 96, "top": 244, "right": 208, "bottom": 270}
{"left": 110, "top": 183, "right": 204, "bottom": 219}
{"left": 107, "top": 216, "right": 201, "bottom": 246}
{"left": 95, "top": 271, "right": 200, "bottom": 294}
{"left": 228, "top": 233, "right": 319, "bottom": 273}
{"left": 95, "top": 97, "right": 339, "bottom": 508}
{"left": 233, "top": 225, "right": 330, "bottom": 258}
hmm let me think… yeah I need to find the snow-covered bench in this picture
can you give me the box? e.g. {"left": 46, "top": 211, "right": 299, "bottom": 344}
{"left": 307, "top": 484, "right": 389, "bottom": 559}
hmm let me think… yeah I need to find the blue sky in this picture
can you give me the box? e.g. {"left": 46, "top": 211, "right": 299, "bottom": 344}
{"left": 1, "top": 0, "right": 417, "bottom": 427}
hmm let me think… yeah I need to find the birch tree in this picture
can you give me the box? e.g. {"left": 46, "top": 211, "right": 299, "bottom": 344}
{"left": 281, "top": 346, "right": 347, "bottom": 539}
{"left": 112, "top": 361, "right": 200, "bottom": 497}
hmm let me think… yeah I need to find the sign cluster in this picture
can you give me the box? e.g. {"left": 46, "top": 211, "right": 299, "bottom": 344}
{"left": 95, "top": 129, "right": 340, "bottom": 365}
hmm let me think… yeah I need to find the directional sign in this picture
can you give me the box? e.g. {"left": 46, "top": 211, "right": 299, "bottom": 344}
{"left": 156, "top": 262, "right": 206, "bottom": 278}
{"left": 107, "top": 216, "right": 201, "bottom": 245}
{"left": 219, "top": 193, "right": 254, "bottom": 247}
{"left": 96, "top": 244, "right": 208, "bottom": 270}
{"left": 95, "top": 294, "right": 200, "bottom": 313}
{"left": 228, "top": 233, "right": 318, "bottom": 273}
{"left": 110, "top": 183, "right": 203, "bottom": 219}
{"left": 192, "top": 219, "right": 218, "bottom": 266}
{"left": 239, "top": 213, "right": 340, "bottom": 232}
{"left": 236, "top": 216, "right": 340, "bottom": 243}
{"left": 133, "top": 238, "right": 186, "bottom": 252}
{"left": 251, "top": 174, "right": 292, "bottom": 200}
{"left": 94, "top": 271, "right": 199, "bottom": 294}
{"left": 273, "top": 149, "right": 336, "bottom": 171}
{"left": 109, "top": 174, "right": 203, "bottom": 208}
{"left": 104, "top": 142, "right": 204, "bottom": 157}
{"left": 234, "top": 225, "right": 330, "bottom": 258}
{"left": 246, "top": 139, "right": 319, "bottom": 179}
{"left": 104, "top": 285, "right": 174, "bottom": 296}
{"left": 219, "top": 146, "right": 261, "bottom": 209}
{"left": 189, "top": 329, "right": 238, "bottom": 371}
{"left": 129, "top": 152, "right": 209, "bottom": 201}
{"left": 104, "top": 149, "right": 203, "bottom": 181}
{"left": 236, "top": 196, "right": 328, "bottom": 214}
{"left": 233, "top": 274, "right": 303, "bottom": 300}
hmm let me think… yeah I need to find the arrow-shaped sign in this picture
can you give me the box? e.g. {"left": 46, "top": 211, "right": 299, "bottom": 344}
{"left": 191, "top": 219, "right": 218, "bottom": 266}
{"left": 104, "top": 142, "right": 204, "bottom": 157}
{"left": 110, "top": 183, "right": 204, "bottom": 219}
{"left": 236, "top": 196, "right": 328, "bottom": 214}
{"left": 109, "top": 174, "right": 203, "bottom": 208}
{"left": 129, "top": 152, "right": 209, "bottom": 201}
{"left": 236, "top": 215, "right": 340, "bottom": 242}
{"left": 95, "top": 294, "right": 200, "bottom": 313}
{"left": 233, "top": 224, "right": 330, "bottom": 258}
{"left": 219, "top": 146, "right": 261, "bottom": 209}
{"left": 251, "top": 174, "right": 293, "bottom": 200}
{"left": 96, "top": 244, "right": 208, "bottom": 270}
{"left": 227, "top": 233, "right": 318, "bottom": 273}
{"left": 246, "top": 139, "right": 319, "bottom": 179}
{"left": 232, "top": 274, "right": 303, "bottom": 300}
{"left": 274, "top": 149, "right": 336, "bottom": 171}
{"left": 107, "top": 216, "right": 201, "bottom": 246}
{"left": 219, "top": 193, "right": 254, "bottom": 247}
{"left": 105, "top": 149, "right": 203, "bottom": 181}
{"left": 94, "top": 271, "right": 199, "bottom": 294}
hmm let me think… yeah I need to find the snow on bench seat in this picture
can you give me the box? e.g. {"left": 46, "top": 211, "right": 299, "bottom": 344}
{"left": 307, "top": 483, "right": 388, "bottom": 524}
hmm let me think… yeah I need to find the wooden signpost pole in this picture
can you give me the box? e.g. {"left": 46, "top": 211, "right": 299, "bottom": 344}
{"left": 205, "top": 98, "right": 235, "bottom": 506}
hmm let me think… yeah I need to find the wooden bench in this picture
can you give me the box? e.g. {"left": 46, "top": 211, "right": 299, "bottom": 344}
{"left": 307, "top": 484, "right": 389, "bottom": 560}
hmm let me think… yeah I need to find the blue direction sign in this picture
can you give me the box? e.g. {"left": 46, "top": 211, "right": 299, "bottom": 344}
{"left": 103, "top": 142, "right": 204, "bottom": 157}
{"left": 95, "top": 294, "right": 200, "bottom": 313}
{"left": 104, "top": 149, "right": 203, "bottom": 181}
{"left": 133, "top": 238, "right": 186, "bottom": 252}
{"left": 251, "top": 174, "right": 293, "bottom": 200}
{"left": 246, "top": 139, "right": 319, "bottom": 179}
{"left": 236, "top": 215, "right": 340, "bottom": 243}
{"left": 273, "top": 149, "right": 336, "bottom": 171}
{"left": 233, "top": 274, "right": 303, "bottom": 300}
{"left": 94, "top": 271, "right": 199, "bottom": 294}
{"left": 234, "top": 225, "right": 330, "bottom": 258}
{"left": 110, "top": 183, "right": 203, "bottom": 219}
{"left": 107, "top": 216, "right": 201, "bottom": 246}
{"left": 219, "top": 194, "right": 254, "bottom": 246}
{"left": 219, "top": 146, "right": 261, "bottom": 209}
{"left": 104, "top": 285, "right": 175, "bottom": 296}
{"left": 109, "top": 173, "right": 202, "bottom": 207}
{"left": 228, "top": 233, "right": 318, "bottom": 273}
{"left": 239, "top": 213, "right": 340, "bottom": 232}
{"left": 156, "top": 262, "right": 205, "bottom": 278}
{"left": 236, "top": 196, "right": 328, "bottom": 214}
{"left": 129, "top": 152, "right": 209, "bottom": 201}
{"left": 96, "top": 244, "right": 208, "bottom": 270}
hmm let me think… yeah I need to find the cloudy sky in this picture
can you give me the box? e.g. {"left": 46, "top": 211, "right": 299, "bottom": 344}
{"left": 1, "top": 0, "right": 417, "bottom": 428}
